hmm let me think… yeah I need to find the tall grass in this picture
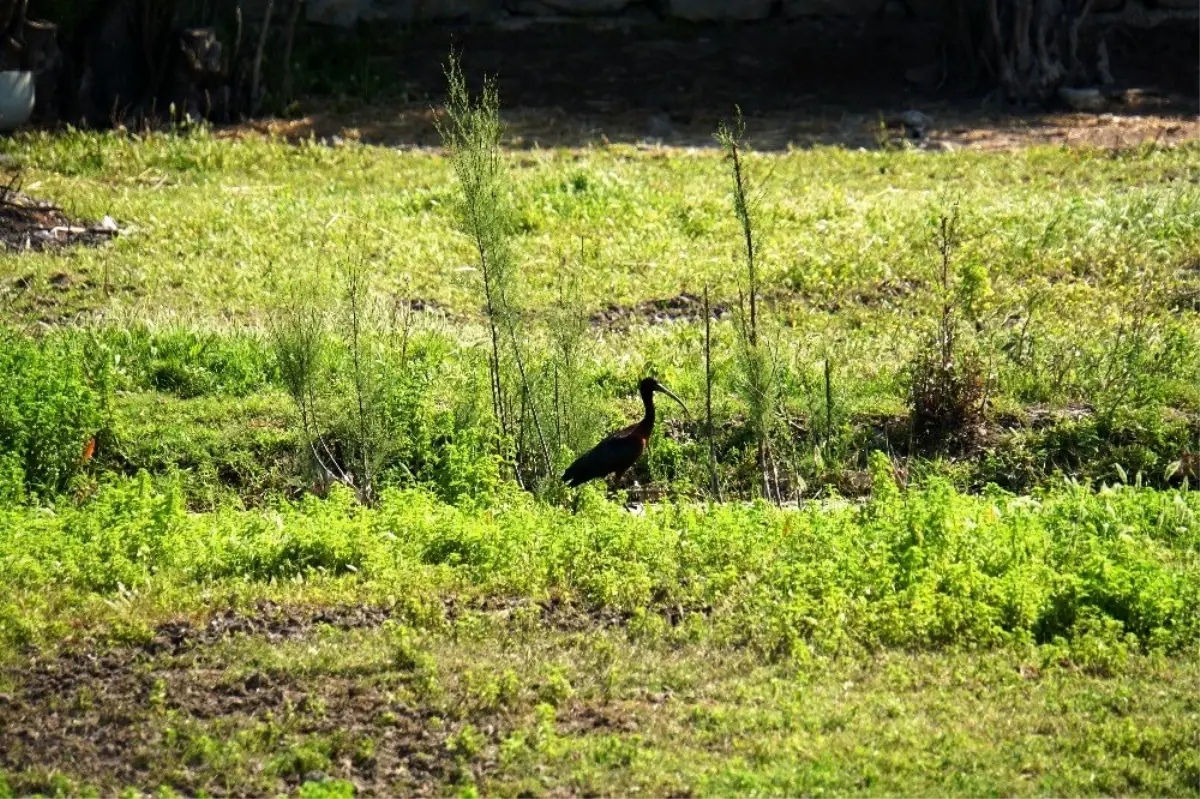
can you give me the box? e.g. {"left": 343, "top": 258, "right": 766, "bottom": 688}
{"left": 436, "top": 53, "right": 552, "bottom": 485}
{"left": 716, "top": 109, "right": 785, "bottom": 502}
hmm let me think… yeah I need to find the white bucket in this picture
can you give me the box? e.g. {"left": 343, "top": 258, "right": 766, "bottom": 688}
{"left": 0, "top": 71, "right": 35, "bottom": 132}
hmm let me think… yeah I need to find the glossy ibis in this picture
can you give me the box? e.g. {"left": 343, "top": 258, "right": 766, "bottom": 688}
{"left": 562, "top": 377, "right": 688, "bottom": 488}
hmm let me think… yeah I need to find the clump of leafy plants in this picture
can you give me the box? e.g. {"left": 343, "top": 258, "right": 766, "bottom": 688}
{"left": 0, "top": 327, "right": 109, "bottom": 501}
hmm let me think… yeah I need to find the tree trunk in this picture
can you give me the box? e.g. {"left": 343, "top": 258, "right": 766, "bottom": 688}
{"left": 939, "top": 0, "right": 1118, "bottom": 104}
{"left": 23, "top": 18, "right": 61, "bottom": 122}
{"left": 988, "top": 0, "right": 1116, "bottom": 103}
{"left": 280, "top": 0, "right": 302, "bottom": 105}
{"left": 0, "top": 0, "right": 27, "bottom": 70}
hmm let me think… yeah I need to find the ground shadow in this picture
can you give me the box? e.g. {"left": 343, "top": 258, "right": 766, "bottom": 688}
{"left": 224, "top": 18, "right": 1198, "bottom": 151}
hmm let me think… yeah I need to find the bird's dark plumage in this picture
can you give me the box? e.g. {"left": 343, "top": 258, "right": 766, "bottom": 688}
{"left": 561, "top": 377, "right": 687, "bottom": 488}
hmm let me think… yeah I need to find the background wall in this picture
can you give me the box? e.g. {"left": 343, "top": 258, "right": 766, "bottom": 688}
{"left": 298, "top": 0, "right": 1196, "bottom": 25}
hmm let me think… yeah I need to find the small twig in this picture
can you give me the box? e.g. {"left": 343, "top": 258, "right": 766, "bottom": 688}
{"left": 704, "top": 284, "right": 722, "bottom": 502}
{"left": 824, "top": 357, "right": 833, "bottom": 446}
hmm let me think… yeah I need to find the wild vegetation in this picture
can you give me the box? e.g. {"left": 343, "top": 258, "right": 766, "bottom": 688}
{"left": 0, "top": 61, "right": 1197, "bottom": 797}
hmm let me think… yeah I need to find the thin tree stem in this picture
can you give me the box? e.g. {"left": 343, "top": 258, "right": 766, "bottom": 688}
{"left": 704, "top": 284, "right": 721, "bottom": 501}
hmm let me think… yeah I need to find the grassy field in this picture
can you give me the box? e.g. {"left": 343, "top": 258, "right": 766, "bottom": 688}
{"left": 0, "top": 118, "right": 1197, "bottom": 798}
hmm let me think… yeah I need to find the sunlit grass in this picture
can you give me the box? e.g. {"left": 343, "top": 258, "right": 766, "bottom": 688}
{"left": 2, "top": 130, "right": 1196, "bottom": 318}
{"left": 0, "top": 128, "right": 1196, "bottom": 798}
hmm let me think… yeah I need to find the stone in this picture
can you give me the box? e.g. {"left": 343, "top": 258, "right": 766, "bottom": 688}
{"left": 784, "top": 0, "right": 880, "bottom": 16}
{"left": 1058, "top": 86, "right": 1107, "bottom": 111}
{"left": 899, "top": 109, "right": 932, "bottom": 131}
{"left": 668, "top": 0, "right": 773, "bottom": 21}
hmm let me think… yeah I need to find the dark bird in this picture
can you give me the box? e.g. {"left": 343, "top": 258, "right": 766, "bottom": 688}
{"left": 562, "top": 377, "right": 688, "bottom": 488}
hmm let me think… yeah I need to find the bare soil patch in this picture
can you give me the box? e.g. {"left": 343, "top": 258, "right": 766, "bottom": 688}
{"left": 590, "top": 291, "right": 729, "bottom": 329}
{"left": 0, "top": 187, "right": 120, "bottom": 254}
{"left": 231, "top": 101, "right": 1199, "bottom": 153}
{"left": 1, "top": 603, "right": 452, "bottom": 796}
{"left": 0, "top": 597, "right": 658, "bottom": 796}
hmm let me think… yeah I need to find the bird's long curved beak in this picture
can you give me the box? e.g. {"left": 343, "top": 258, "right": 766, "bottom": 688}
{"left": 655, "top": 384, "right": 690, "bottom": 416}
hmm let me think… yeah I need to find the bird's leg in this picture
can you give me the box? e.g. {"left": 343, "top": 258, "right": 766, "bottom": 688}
{"left": 608, "top": 468, "right": 629, "bottom": 496}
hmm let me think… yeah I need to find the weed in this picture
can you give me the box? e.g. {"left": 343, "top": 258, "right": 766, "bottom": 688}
{"left": 907, "top": 202, "right": 987, "bottom": 452}
{"left": 297, "top": 779, "right": 355, "bottom": 799}
{"left": 436, "top": 52, "right": 550, "bottom": 484}
{"left": 0, "top": 328, "right": 106, "bottom": 499}
{"left": 715, "top": 108, "right": 785, "bottom": 502}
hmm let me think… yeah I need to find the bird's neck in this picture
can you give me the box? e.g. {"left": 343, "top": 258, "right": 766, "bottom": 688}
{"left": 637, "top": 388, "right": 655, "bottom": 435}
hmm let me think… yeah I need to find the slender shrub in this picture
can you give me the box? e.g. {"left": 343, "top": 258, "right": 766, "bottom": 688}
{"left": 715, "top": 108, "right": 784, "bottom": 502}
{"left": 435, "top": 50, "right": 552, "bottom": 485}
{"left": 907, "top": 201, "right": 987, "bottom": 452}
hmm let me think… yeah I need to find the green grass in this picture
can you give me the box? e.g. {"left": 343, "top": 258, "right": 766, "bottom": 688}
{"left": 0, "top": 475, "right": 1197, "bottom": 796}
{"left": 4, "top": 621, "right": 1196, "bottom": 798}
{"left": 2, "top": 130, "right": 1196, "bottom": 318}
{"left": 0, "top": 127, "right": 1197, "bottom": 797}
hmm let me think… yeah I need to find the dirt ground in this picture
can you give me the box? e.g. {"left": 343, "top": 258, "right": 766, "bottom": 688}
{"left": 231, "top": 98, "right": 1199, "bottom": 152}
{"left": 0, "top": 185, "right": 119, "bottom": 254}
{"left": 222, "top": 19, "right": 1198, "bottom": 151}
{"left": 0, "top": 598, "right": 638, "bottom": 797}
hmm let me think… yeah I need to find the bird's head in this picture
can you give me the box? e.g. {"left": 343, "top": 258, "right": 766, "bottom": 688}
{"left": 639, "top": 377, "right": 689, "bottom": 415}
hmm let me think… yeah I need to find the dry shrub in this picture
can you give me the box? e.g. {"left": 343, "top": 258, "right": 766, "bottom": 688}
{"left": 909, "top": 345, "right": 986, "bottom": 452}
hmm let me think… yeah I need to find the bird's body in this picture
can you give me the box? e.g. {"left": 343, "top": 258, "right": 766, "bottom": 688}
{"left": 562, "top": 377, "right": 686, "bottom": 488}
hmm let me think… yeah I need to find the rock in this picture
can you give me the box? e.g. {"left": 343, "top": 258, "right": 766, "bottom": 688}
{"left": 1058, "top": 86, "right": 1108, "bottom": 112}
{"left": 306, "top": 0, "right": 370, "bottom": 26}
{"left": 646, "top": 111, "right": 673, "bottom": 140}
{"left": 668, "top": 0, "right": 773, "bottom": 20}
{"left": 900, "top": 109, "right": 932, "bottom": 131}
{"left": 883, "top": 109, "right": 932, "bottom": 139}
{"left": 784, "top": 0, "right": 880, "bottom": 16}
